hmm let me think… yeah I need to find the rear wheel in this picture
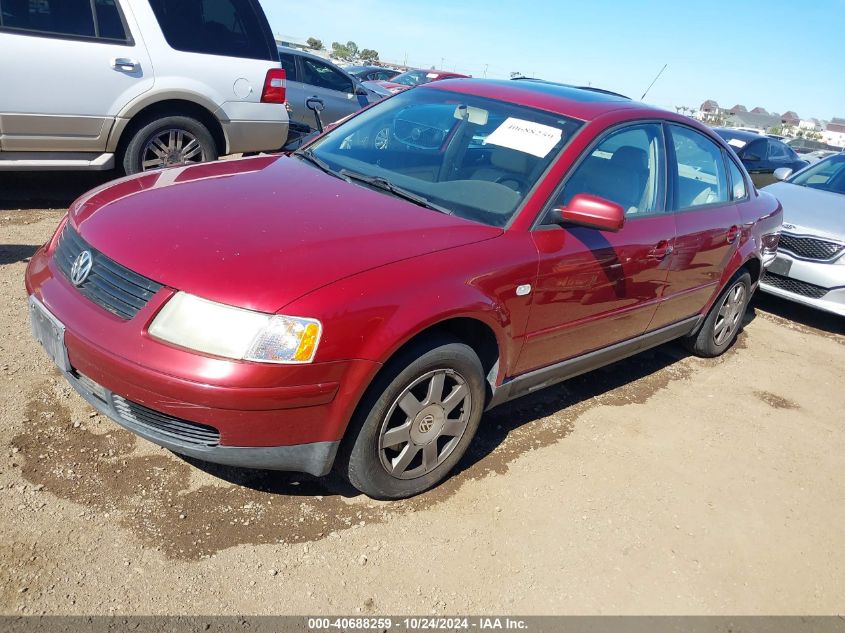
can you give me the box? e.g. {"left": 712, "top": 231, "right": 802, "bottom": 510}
{"left": 341, "top": 337, "right": 485, "bottom": 499}
{"left": 684, "top": 271, "right": 751, "bottom": 357}
{"left": 122, "top": 115, "right": 217, "bottom": 174}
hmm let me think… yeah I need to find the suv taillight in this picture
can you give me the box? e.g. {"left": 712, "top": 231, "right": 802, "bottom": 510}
{"left": 261, "top": 68, "right": 286, "bottom": 104}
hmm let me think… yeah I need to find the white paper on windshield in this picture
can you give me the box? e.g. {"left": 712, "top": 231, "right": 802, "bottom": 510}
{"left": 426, "top": 73, "right": 439, "bottom": 78}
{"left": 484, "top": 117, "right": 562, "bottom": 158}
{"left": 727, "top": 138, "right": 747, "bottom": 149}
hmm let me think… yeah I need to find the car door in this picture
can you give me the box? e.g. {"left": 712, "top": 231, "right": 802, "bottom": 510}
{"left": 514, "top": 122, "right": 675, "bottom": 374}
{"left": 0, "top": 0, "right": 153, "bottom": 152}
{"left": 296, "top": 55, "right": 368, "bottom": 125}
{"left": 649, "top": 124, "right": 743, "bottom": 329}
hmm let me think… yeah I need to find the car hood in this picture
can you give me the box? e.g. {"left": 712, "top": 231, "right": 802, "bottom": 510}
{"left": 762, "top": 181, "right": 845, "bottom": 241}
{"left": 69, "top": 155, "right": 501, "bottom": 313}
{"left": 363, "top": 80, "right": 407, "bottom": 95}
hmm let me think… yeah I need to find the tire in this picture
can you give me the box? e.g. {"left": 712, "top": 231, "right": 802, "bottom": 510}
{"left": 340, "top": 336, "right": 485, "bottom": 499}
{"left": 122, "top": 115, "right": 217, "bottom": 175}
{"left": 683, "top": 271, "right": 752, "bottom": 358}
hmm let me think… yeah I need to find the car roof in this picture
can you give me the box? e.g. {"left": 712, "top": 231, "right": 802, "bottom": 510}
{"left": 421, "top": 78, "right": 656, "bottom": 121}
{"left": 713, "top": 127, "right": 769, "bottom": 142}
{"left": 277, "top": 45, "right": 330, "bottom": 64}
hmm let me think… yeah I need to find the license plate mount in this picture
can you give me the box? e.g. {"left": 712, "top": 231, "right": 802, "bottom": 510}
{"left": 768, "top": 256, "right": 792, "bottom": 277}
{"left": 29, "top": 296, "right": 71, "bottom": 373}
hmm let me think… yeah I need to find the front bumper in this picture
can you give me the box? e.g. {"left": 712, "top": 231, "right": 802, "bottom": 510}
{"left": 759, "top": 251, "right": 845, "bottom": 317}
{"left": 25, "top": 242, "right": 381, "bottom": 475}
{"left": 65, "top": 368, "right": 338, "bottom": 476}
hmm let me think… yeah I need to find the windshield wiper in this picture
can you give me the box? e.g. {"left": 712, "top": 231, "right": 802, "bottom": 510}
{"left": 338, "top": 169, "right": 453, "bottom": 215}
{"left": 293, "top": 148, "right": 344, "bottom": 180}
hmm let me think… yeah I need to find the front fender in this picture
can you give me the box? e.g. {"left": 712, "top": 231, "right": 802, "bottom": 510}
{"left": 283, "top": 233, "right": 539, "bottom": 383}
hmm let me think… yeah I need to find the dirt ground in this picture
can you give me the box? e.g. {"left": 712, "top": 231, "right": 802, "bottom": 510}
{"left": 1, "top": 172, "right": 844, "bottom": 616}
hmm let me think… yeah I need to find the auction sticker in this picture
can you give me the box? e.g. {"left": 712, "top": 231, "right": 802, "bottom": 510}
{"left": 484, "top": 117, "right": 562, "bottom": 157}
{"left": 727, "top": 138, "right": 747, "bottom": 148}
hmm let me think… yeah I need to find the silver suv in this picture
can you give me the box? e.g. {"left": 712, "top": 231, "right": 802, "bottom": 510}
{"left": 0, "top": 0, "right": 288, "bottom": 174}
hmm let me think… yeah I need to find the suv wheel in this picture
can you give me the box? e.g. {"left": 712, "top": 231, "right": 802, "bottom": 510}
{"left": 684, "top": 271, "right": 751, "bottom": 358}
{"left": 123, "top": 115, "right": 217, "bottom": 174}
{"left": 341, "top": 337, "right": 485, "bottom": 499}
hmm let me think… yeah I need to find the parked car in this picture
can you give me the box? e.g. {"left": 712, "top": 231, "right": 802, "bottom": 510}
{"left": 363, "top": 68, "right": 470, "bottom": 97}
{"left": 759, "top": 155, "right": 845, "bottom": 316}
{"left": 26, "top": 80, "right": 781, "bottom": 499}
{"left": 787, "top": 137, "right": 841, "bottom": 154}
{"left": 345, "top": 64, "right": 401, "bottom": 82}
{"left": 278, "top": 46, "right": 382, "bottom": 126}
{"left": 0, "top": 0, "right": 287, "bottom": 174}
{"left": 802, "top": 149, "right": 839, "bottom": 164}
{"left": 715, "top": 128, "right": 809, "bottom": 188}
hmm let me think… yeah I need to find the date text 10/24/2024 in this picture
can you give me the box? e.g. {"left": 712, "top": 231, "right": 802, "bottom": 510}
{"left": 307, "top": 617, "right": 528, "bottom": 630}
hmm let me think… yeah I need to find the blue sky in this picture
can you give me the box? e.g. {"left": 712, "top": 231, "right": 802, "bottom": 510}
{"left": 258, "top": 0, "right": 845, "bottom": 120}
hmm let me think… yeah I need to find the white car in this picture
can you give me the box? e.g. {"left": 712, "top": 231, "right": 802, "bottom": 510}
{"left": 0, "top": 0, "right": 288, "bottom": 174}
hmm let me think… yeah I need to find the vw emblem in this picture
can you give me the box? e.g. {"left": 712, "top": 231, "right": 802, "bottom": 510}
{"left": 418, "top": 414, "right": 435, "bottom": 434}
{"left": 782, "top": 223, "right": 796, "bottom": 231}
{"left": 70, "top": 250, "right": 93, "bottom": 286}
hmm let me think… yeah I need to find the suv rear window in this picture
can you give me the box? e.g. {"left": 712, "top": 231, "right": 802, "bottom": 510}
{"left": 148, "top": 0, "right": 277, "bottom": 61}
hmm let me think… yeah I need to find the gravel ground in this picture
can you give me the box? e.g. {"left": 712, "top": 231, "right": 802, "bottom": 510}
{"left": 1, "top": 171, "right": 844, "bottom": 615}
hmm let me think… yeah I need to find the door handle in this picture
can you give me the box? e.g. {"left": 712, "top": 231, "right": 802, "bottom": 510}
{"left": 111, "top": 57, "right": 139, "bottom": 72}
{"left": 649, "top": 240, "right": 674, "bottom": 260}
{"left": 727, "top": 225, "right": 740, "bottom": 244}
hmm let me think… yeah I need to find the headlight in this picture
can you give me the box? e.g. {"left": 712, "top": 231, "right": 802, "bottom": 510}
{"left": 149, "top": 292, "right": 321, "bottom": 364}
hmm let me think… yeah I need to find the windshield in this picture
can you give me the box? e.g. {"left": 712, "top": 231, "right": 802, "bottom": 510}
{"left": 392, "top": 70, "right": 441, "bottom": 87}
{"left": 307, "top": 88, "right": 582, "bottom": 227}
{"left": 788, "top": 154, "right": 845, "bottom": 195}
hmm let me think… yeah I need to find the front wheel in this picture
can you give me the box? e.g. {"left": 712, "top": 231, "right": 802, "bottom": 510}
{"left": 340, "top": 337, "right": 485, "bottom": 499}
{"left": 683, "top": 271, "right": 751, "bottom": 358}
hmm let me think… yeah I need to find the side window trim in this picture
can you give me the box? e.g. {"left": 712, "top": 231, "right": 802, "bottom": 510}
{"left": 532, "top": 119, "right": 669, "bottom": 230}
{"left": 0, "top": 0, "right": 134, "bottom": 45}
{"left": 665, "top": 122, "right": 731, "bottom": 213}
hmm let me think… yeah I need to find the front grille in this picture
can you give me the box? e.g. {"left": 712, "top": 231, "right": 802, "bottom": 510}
{"left": 112, "top": 395, "right": 220, "bottom": 447}
{"left": 54, "top": 225, "right": 163, "bottom": 319}
{"left": 779, "top": 233, "right": 845, "bottom": 261}
{"left": 762, "top": 272, "right": 829, "bottom": 299}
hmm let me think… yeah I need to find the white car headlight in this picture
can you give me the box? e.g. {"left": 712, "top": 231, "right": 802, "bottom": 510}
{"left": 149, "top": 292, "right": 321, "bottom": 364}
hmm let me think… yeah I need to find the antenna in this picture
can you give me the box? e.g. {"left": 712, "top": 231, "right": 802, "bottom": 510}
{"left": 640, "top": 64, "right": 668, "bottom": 101}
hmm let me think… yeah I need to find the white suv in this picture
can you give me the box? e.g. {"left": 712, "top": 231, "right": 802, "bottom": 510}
{"left": 0, "top": 0, "right": 288, "bottom": 174}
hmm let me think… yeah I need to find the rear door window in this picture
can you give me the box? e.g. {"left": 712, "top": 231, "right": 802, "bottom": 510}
{"left": 300, "top": 57, "right": 354, "bottom": 93}
{"left": 148, "top": 0, "right": 277, "bottom": 60}
{"left": 768, "top": 140, "right": 790, "bottom": 161}
{"left": 726, "top": 157, "right": 748, "bottom": 200}
{"left": 669, "top": 125, "right": 729, "bottom": 209}
{"left": 94, "top": 0, "right": 127, "bottom": 40}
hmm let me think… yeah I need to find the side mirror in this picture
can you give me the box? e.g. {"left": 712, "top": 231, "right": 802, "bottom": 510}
{"left": 774, "top": 167, "right": 793, "bottom": 181}
{"left": 549, "top": 193, "right": 625, "bottom": 232}
{"left": 355, "top": 85, "right": 369, "bottom": 96}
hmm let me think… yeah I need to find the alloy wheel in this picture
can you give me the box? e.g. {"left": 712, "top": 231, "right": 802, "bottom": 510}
{"left": 378, "top": 369, "right": 472, "bottom": 480}
{"left": 373, "top": 127, "right": 390, "bottom": 150}
{"left": 713, "top": 282, "right": 746, "bottom": 346}
{"left": 141, "top": 128, "right": 204, "bottom": 171}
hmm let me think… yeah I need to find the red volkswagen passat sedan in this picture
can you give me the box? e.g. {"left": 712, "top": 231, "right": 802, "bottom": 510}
{"left": 26, "top": 80, "right": 782, "bottom": 499}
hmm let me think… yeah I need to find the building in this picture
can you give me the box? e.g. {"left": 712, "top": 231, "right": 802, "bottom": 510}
{"left": 822, "top": 118, "right": 845, "bottom": 148}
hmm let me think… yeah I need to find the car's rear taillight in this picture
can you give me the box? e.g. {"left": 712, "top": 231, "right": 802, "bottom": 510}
{"left": 261, "top": 68, "right": 286, "bottom": 104}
